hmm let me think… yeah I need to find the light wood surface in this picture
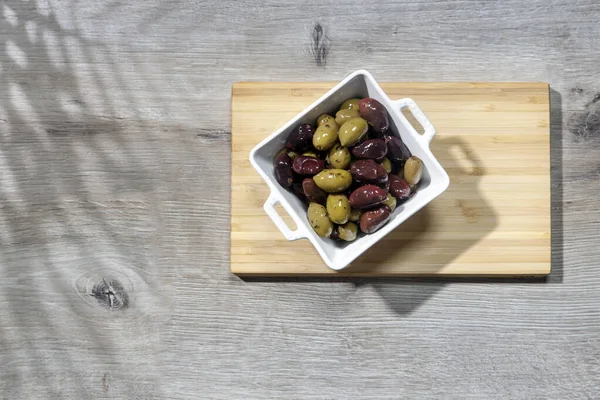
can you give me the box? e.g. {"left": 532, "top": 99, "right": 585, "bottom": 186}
{"left": 2, "top": 0, "right": 600, "bottom": 398}
{"left": 231, "top": 82, "right": 551, "bottom": 276}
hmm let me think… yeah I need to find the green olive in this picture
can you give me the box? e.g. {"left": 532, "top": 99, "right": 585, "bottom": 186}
{"left": 339, "top": 117, "right": 368, "bottom": 147}
{"left": 335, "top": 109, "right": 360, "bottom": 126}
{"left": 287, "top": 151, "right": 298, "bottom": 160}
{"left": 307, "top": 203, "right": 333, "bottom": 238}
{"left": 326, "top": 194, "right": 350, "bottom": 224}
{"left": 328, "top": 143, "right": 351, "bottom": 169}
{"left": 382, "top": 193, "right": 397, "bottom": 212}
{"left": 317, "top": 114, "right": 337, "bottom": 127}
{"left": 348, "top": 208, "right": 362, "bottom": 222}
{"left": 340, "top": 98, "right": 360, "bottom": 111}
{"left": 380, "top": 157, "right": 392, "bottom": 173}
{"left": 313, "top": 169, "right": 353, "bottom": 193}
{"left": 338, "top": 222, "right": 358, "bottom": 242}
{"left": 404, "top": 156, "right": 423, "bottom": 186}
{"left": 313, "top": 122, "right": 339, "bottom": 151}
{"left": 275, "top": 148, "right": 287, "bottom": 160}
{"left": 303, "top": 151, "right": 318, "bottom": 158}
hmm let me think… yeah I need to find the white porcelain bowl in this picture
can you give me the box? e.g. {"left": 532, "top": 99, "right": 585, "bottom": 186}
{"left": 249, "top": 70, "right": 450, "bottom": 271}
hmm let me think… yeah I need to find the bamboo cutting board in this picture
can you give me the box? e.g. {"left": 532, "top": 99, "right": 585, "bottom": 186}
{"left": 231, "top": 82, "right": 551, "bottom": 277}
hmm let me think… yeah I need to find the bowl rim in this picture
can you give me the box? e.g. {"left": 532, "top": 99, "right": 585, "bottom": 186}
{"left": 249, "top": 69, "right": 450, "bottom": 271}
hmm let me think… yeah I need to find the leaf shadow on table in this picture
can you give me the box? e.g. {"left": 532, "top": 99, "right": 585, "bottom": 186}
{"left": 0, "top": 0, "right": 160, "bottom": 396}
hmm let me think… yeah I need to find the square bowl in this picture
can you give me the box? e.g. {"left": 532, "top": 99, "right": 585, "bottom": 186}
{"left": 249, "top": 70, "right": 450, "bottom": 271}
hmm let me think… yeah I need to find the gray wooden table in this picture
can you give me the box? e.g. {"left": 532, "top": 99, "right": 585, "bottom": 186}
{"left": 1, "top": 0, "right": 599, "bottom": 399}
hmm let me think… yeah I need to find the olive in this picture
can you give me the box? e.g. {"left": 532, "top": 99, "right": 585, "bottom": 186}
{"left": 404, "top": 156, "right": 423, "bottom": 186}
{"left": 348, "top": 208, "right": 362, "bottom": 222}
{"left": 286, "top": 124, "right": 314, "bottom": 151}
{"left": 330, "top": 228, "right": 341, "bottom": 240}
{"left": 358, "top": 98, "right": 389, "bottom": 133}
{"left": 326, "top": 194, "right": 351, "bottom": 224}
{"left": 274, "top": 150, "right": 293, "bottom": 168}
{"left": 382, "top": 193, "right": 397, "bottom": 212}
{"left": 388, "top": 174, "right": 411, "bottom": 202}
{"left": 350, "top": 159, "right": 388, "bottom": 184}
{"left": 351, "top": 139, "right": 387, "bottom": 161}
{"left": 293, "top": 155, "right": 324, "bottom": 175}
{"left": 307, "top": 202, "right": 333, "bottom": 238}
{"left": 287, "top": 151, "right": 298, "bottom": 160}
{"left": 274, "top": 164, "right": 294, "bottom": 188}
{"left": 317, "top": 114, "right": 337, "bottom": 127}
{"left": 360, "top": 205, "right": 392, "bottom": 234}
{"left": 349, "top": 185, "right": 388, "bottom": 209}
{"left": 368, "top": 128, "right": 386, "bottom": 140}
{"left": 340, "top": 98, "right": 360, "bottom": 111}
{"left": 291, "top": 182, "right": 307, "bottom": 202}
{"left": 391, "top": 159, "right": 405, "bottom": 175}
{"left": 302, "top": 178, "right": 327, "bottom": 205}
{"left": 339, "top": 117, "right": 368, "bottom": 147}
{"left": 335, "top": 109, "right": 360, "bottom": 126}
{"left": 377, "top": 179, "right": 390, "bottom": 193}
{"left": 313, "top": 122, "right": 339, "bottom": 151}
{"left": 338, "top": 222, "right": 358, "bottom": 242}
{"left": 328, "top": 143, "right": 351, "bottom": 170}
{"left": 302, "top": 150, "right": 318, "bottom": 158}
{"left": 385, "top": 135, "right": 411, "bottom": 163}
{"left": 381, "top": 157, "right": 392, "bottom": 173}
{"left": 313, "top": 169, "right": 353, "bottom": 193}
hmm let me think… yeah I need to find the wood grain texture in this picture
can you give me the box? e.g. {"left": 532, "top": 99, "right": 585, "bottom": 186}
{"left": 231, "top": 82, "right": 551, "bottom": 276}
{"left": 0, "top": 0, "right": 599, "bottom": 398}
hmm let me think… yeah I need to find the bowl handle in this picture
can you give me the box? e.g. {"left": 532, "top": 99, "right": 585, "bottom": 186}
{"left": 263, "top": 192, "right": 308, "bottom": 241}
{"left": 392, "top": 98, "right": 436, "bottom": 146}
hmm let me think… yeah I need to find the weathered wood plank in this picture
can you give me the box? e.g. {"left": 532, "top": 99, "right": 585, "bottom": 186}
{"left": 0, "top": 0, "right": 599, "bottom": 398}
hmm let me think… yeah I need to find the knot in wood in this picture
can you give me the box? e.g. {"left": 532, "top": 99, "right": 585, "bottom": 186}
{"left": 91, "top": 278, "right": 129, "bottom": 310}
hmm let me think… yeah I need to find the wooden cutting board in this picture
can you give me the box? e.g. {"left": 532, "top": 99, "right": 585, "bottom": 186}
{"left": 230, "top": 82, "right": 551, "bottom": 277}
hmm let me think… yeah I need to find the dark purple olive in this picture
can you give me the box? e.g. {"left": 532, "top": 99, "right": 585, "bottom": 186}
{"left": 329, "top": 228, "right": 340, "bottom": 240}
{"left": 350, "top": 159, "right": 388, "bottom": 184}
{"left": 351, "top": 139, "right": 387, "bottom": 161}
{"left": 349, "top": 185, "right": 388, "bottom": 209}
{"left": 391, "top": 159, "right": 405, "bottom": 174}
{"left": 274, "top": 151, "right": 293, "bottom": 168}
{"left": 358, "top": 98, "right": 389, "bottom": 133}
{"left": 291, "top": 182, "right": 307, "bottom": 202}
{"left": 388, "top": 174, "right": 411, "bottom": 202}
{"left": 360, "top": 205, "right": 392, "bottom": 233}
{"left": 293, "top": 156, "right": 325, "bottom": 176}
{"left": 368, "top": 128, "right": 386, "bottom": 140}
{"left": 302, "top": 178, "right": 327, "bottom": 205}
{"left": 377, "top": 179, "right": 390, "bottom": 192}
{"left": 286, "top": 124, "right": 314, "bottom": 151}
{"left": 274, "top": 165, "right": 294, "bottom": 188}
{"left": 385, "top": 135, "right": 411, "bottom": 163}
{"left": 344, "top": 179, "right": 362, "bottom": 197}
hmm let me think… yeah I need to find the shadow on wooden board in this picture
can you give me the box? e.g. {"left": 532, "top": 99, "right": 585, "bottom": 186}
{"left": 344, "top": 135, "right": 498, "bottom": 275}
{"left": 548, "top": 88, "right": 564, "bottom": 283}
{"left": 243, "top": 87, "right": 562, "bottom": 315}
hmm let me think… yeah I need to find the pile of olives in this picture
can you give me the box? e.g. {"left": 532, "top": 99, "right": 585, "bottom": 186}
{"left": 273, "top": 97, "right": 423, "bottom": 241}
